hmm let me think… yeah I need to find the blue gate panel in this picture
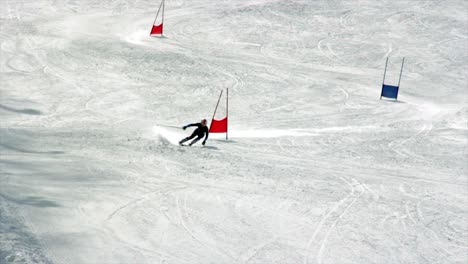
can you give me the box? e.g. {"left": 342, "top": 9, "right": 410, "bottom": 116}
{"left": 381, "top": 84, "right": 399, "bottom": 99}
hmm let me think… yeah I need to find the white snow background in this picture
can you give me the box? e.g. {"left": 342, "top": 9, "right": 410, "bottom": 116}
{"left": 0, "top": 0, "right": 467, "bottom": 263}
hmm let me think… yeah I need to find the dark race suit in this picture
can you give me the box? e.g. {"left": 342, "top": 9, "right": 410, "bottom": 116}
{"left": 180, "top": 123, "right": 209, "bottom": 146}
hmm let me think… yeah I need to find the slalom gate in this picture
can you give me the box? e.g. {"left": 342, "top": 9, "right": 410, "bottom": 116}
{"left": 380, "top": 57, "right": 405, "bottom": 101}
{"left": 150, "top": 0, "right": 164, "bottom": 36}
{"left": 209, "top": 89, "right": 229, "bottom": 140}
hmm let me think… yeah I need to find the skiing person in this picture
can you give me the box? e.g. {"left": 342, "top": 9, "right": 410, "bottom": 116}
{"left": 179, "top": 119, "right": 209, "bottom": 146}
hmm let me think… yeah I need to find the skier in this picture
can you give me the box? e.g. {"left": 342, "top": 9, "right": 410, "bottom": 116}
{"left": 179, "top": 119, "right": 209, "bottom": 146}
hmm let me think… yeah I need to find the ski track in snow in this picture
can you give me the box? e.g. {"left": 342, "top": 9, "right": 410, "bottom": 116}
{"left": 1, "top": 0, "right": 467, "bottom": 263}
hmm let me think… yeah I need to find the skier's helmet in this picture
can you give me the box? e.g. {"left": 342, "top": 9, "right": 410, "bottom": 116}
{"left": 201, "top": 119, "right": 207, "bottom": 125}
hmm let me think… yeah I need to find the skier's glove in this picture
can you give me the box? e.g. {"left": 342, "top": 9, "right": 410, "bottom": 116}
{"left": 202, "top": 141, "right": 206, "bottom": 146}
{"left": 182, "top": 126, "right": 187, "bottom": 130}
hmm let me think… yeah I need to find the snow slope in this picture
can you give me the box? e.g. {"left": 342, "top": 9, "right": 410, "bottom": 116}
{"left": 1, "top": 0, "right": 467, "bottom": 263}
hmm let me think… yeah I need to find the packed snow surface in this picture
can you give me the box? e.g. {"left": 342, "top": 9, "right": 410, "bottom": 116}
{"left": 1, "top": 0, "right": 467, "bottom": 263}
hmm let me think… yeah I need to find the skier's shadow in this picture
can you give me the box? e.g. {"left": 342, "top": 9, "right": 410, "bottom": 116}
{"left": 203, "top": 146, "right": 218, "bottom": 150}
